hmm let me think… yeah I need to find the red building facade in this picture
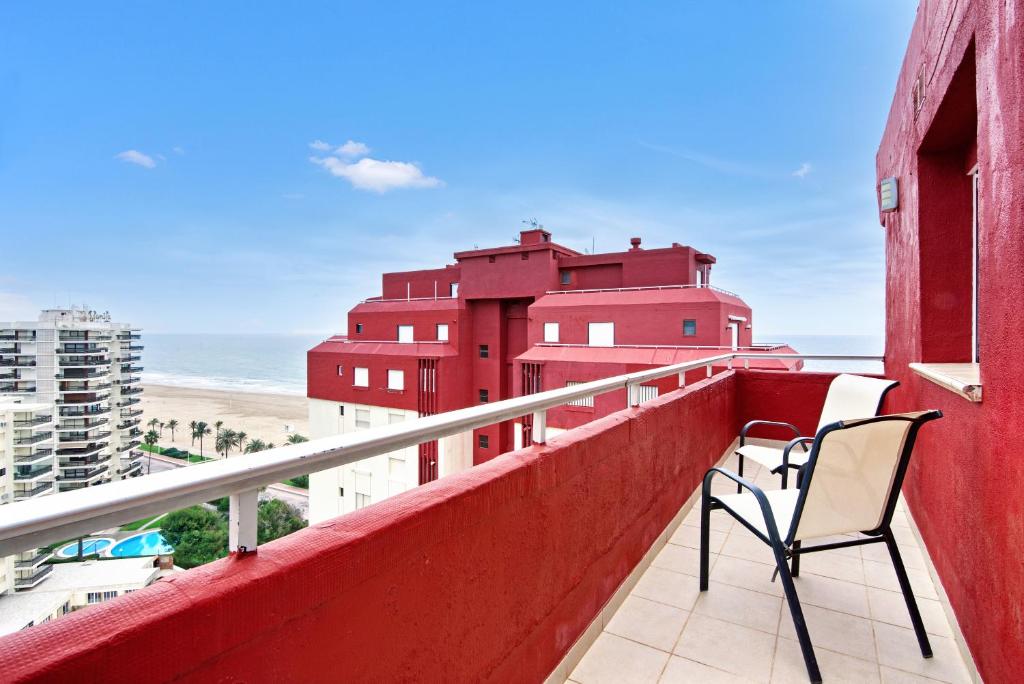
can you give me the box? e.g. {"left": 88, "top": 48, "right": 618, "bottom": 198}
{"left": 308, "top": 229, "right": 797, "bottom": 481}
{"left": 876, "top": 1, "right": 1024, "bottom": 681}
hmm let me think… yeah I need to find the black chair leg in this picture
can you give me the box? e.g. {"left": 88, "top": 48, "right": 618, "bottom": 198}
{"left": 771, "top": 541, "right": 821, "bottom": 683}
{"left": 791, "top": 539, "right": 801, "bottom": 577}
{"left": 884, "top": 528, "right": 933, "bottom": 658}
{"left": 736, "top": 453, "right": 744, "bottom": 494}
{"left": 699, "top": 487, "right": 712, "bottom": 591}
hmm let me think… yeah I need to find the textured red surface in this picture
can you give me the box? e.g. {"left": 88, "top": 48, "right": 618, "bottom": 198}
{"left": 877, "top": 2, "right": 1024, "bottom": 680}
{"left": 0, "top": 372, "right": 769, "bottom": 683}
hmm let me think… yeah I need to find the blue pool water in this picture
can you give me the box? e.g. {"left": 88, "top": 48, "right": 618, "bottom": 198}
{"left": 56, "top": 538, "right": 113, "bottom": 557}
{"left": 109, "top": 531, "right": 174, "bottom": 557}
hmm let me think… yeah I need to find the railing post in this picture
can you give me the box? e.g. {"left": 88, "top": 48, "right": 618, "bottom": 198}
{"left": 229, "top": 489, "right": 258, "bottom": 553}
{"left": 706, "top": 364, "right": 712, "bottom": 378}
{"left": 532, "top": 410, "right": 547, "bottom": 445}
{"left": 727, "top": 358, "right": 733, "bottom": 370}
{"left": 678, "top": 371, "right": 686, "bottom": 388}
{"left": 626, "top": 383, "right": 639, "bottom": 408}
{"left": 744, "top": 358, "right": 750, "bottom": 370}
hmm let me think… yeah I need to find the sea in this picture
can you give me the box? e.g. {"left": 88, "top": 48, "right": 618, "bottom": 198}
{"left": 140, "top": 333, "right": 884, "bottom": 396}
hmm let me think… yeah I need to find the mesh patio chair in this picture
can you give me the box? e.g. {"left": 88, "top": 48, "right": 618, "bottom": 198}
{"left": 736, "top": 374, "right": 899, "bottom": 489}
{"left": 700, "top": 410, "right": 943, "bottom": 684}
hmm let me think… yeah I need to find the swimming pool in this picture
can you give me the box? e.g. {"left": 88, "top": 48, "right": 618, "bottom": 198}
{"left": 108, "top": 531, "right": 174, "bottom": 557}
{"left": 55, "top": 538, "right": 114, "bottom": 558}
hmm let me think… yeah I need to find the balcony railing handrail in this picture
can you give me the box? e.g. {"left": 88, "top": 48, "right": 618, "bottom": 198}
{"left": 0, "top": 352, "right": 883, "bottom": 556}
{"left": 544, "top": 283, "right": 741, "bottom": 298}
{"left": 535, "top": 342, "right": 792, "bottom": 351}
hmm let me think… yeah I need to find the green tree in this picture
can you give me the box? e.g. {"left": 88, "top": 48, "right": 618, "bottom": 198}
{"left": 195, "top": 421, "right": 211, "bottom": 457}
{"left": 148, "top": 417, "right": 160, "bottom": 434}
{"left": 286, "top": 434, "right": 309, "bottom": 445}
{"left": 257, "top": 499, "right": 307, "bottom": 544}
{"left": 161, "top": 506, "right": 228, "bottom": 569}
{"left": 143, "top": 429, "right": 159, "bottom": 474}
{"left": 244, "top": 438, "right": 268, "bottom": 453}
{"left": 236, "top": 430, "right": 247, "bottom": 452}
{"left": 214, "top": 420, "right": 224, "bottom": 437}
{"left": 216, "top": 428, "right": 238, "bottom": 457}
{"left": 188, "top": 420, "right": 198, "bottom": 446}
{"left": 167, "top": 419, "right": 178, "bottom": 440}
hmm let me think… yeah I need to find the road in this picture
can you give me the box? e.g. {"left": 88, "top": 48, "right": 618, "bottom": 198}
{"left": 142, "top": 452, "right": 310, "bottom": 519}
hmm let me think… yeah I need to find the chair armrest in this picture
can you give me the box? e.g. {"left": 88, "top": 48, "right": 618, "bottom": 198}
{"left": 772, "top": 436, "right": 816, "bottom": 475}
{"left": 739, "top": 420, "right": 803, "bottom": 446}
{"left": 702, "top": 467, "right": 786, "bottom": 543}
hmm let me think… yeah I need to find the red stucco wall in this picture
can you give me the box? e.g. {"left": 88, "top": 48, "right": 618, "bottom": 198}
{"left": 0, "top": 373, "right": 743, "bottom": 683}
{"left": 877, "top": 1, "right": 1024, "bottom": 680}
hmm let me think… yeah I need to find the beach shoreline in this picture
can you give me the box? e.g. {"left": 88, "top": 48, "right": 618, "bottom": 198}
{"left": 140, "top": 384, "right": 310, "bottom": 456}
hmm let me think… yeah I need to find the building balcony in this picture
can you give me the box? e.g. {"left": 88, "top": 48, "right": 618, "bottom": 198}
{"left": 58, "top": 432, "right": 112, "bottom": 445}
{"left": 116, "top": 418, "right": 141, "bottom": 430}
{"left": 57, "top": 357, "right": 109, "bottom": 367}
{"left": 13, "top": 563, "right": 53, "bottom": 590}
{"left": 0, "top": 332, "right": 36, "bottom": 342}
{"left": 117, "top": 460, "right": 143, "bottom": 476}
{"left": 14, "top": 449, "right": 53, "bottom": 465}
{"left": 14, "top": 550, "right": 53, "bottom": 570}
{"left": 58, "top": 405, "right": 112, "bottom": 419}
{"left": 114, "top": 354, "right": 141, "bottom": 363}
{"left": 0, "top": 364, "right": 975, "bottom": 682}
{"left": 56, "top": 443, "right": 108, "bottom": 459}
{"left": 118, "top": 386, "right": 143, "bottom": 396}
{"left": 13, "top": 432, "right": 53, "bottom": 446}
{"left": 116, "top": 440, "right": 142, "bottom": 452}
{"left": 115, "top": 397, "right": 141, "bottom": 407}
{"left": 13, "top": 466, "right": 53, "bottom": 482}
{"left": 56, "top": 416, "right": 109, "bottom": 430}
{"left": 55, "top": 368, "right": 110, "bottom": 381}
{"left": 0, "top": 359, "right": 35, "bottom": 367}
{"left": 56, "top": 346, "right": 107, "bottom": 356}
{"left": 116, "top": 333, "right": 142, "bottom": 340}
{"left": 56, "top": 466, "right": 108, "bottom": 483}
{"left": 0, "top": 384, "right": 36, "bottom": 393}
{"left": 119, "top": 407, "right": 143, "bottom": 419}
{"left": 13, "top": 415, "right": 53, "bottom": 429}
{"left": 13, "top": 481, "right": 53, "bottom": 500}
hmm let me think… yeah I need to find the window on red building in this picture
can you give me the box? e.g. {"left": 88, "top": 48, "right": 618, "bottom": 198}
{"left": 336, "top": 365, "right": 344, "bottom": 376}
{"left": 479, "top": 344, "right": 489, "bottom": 358}
{"left": 355, "top": 323, "right": 363, "bottom": 333}
{"left": 478, "top": 435, "right": 489, "bottom": 449}
{"left": 683, "top": 319, "right": 697, "bottom": 336}
{"left": 353, "top": 367, "right": 368, "bottom": 387}
{"left": 387, "top": 370, "right": 404, "bottom": 391}
{"left": 479, "top": 389, "right": 489, "bottom": 403}
{"left": 436, "top": 323, "right": 449, "bottom": 341}
{"left": 397, "top": 325, "right": 414, "bottom": 343}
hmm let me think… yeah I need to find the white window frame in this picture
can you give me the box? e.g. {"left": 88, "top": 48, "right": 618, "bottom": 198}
{"left": 397, "top": 325, "right": 414, "bottom": 343}
{"left": 436, "top": 323, "right": 449, "bottom": 341}
{"left": 353, "top": 367, "right": 369, "bottom": 387}
{"left": 387, "top": 369, "right": 405, "bottom": 391}
{"left": 970, "top": 165, "right": 979, "bottom": 363}
{"left": 543, "top": 322, "right": 560, "bottom": 343}
{"left": 450, "top": 282, "right": 459, "bottom": 297}
{"left": 588, "top": 322, "right": 615, "bottom": 347}
{"left": 354, "top": 408, "right": 371, "bottom": 430}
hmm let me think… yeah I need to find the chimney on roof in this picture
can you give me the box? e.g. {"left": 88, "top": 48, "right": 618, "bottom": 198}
{"left": 519, "top": 228, "right": 551, "bottom": 245}
{"left": 630, "top": 237, "right": 642, "bottom": 251}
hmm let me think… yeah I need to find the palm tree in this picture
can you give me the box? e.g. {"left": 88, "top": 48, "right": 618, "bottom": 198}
{"left": 188, "top": 420, "right": 198, "bottom": 446}
{"left": 159, "top": 421, "right": 165, "bottom": 437}
{"left": 143, "top": 429, "right": 159, "bottom": 474}
{"left": 148, "top": 417, "right": 160, "bottom": 434}
{"left": 236, "top": 430, "right": 248, "bottom": 452}
{"left": 195, "top": 421, "right": 211, "bottom": 457}
{"left": 214, "top": 420, "right": 224, "bottom": 437}
{"left": 244, "top": 438, "right": 268, "bottom": 454}
{"left": 167, "top": 419, "right": 179, "bottom": 442}
{"left": 216, "top": 428, "right": 238, "bottom": 458}
{"left": 286, "top": 434, "right": 309, "bottom": 445}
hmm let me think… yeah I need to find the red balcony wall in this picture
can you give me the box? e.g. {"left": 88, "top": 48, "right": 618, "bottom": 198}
{"left": 877, "top": 1, "right": 1024, "bottom": 680}
{"left": 0, "top": 373, "right": 739, "bottom": 683}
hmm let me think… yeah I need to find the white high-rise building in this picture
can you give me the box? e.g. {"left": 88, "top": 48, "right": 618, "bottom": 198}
{"left": 0, "top": 308, "right": 145, "bottom": 595}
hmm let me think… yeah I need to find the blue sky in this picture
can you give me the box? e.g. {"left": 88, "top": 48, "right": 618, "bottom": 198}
{"left": 0, "top": 2, "right": 917, "bottom": 337}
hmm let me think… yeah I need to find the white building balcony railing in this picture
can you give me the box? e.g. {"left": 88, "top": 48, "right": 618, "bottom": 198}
{"left": 544, "top": 283, "right": 741, "bottom": 298}
{"left": 0, "top": 351, "right": 881, "bottom": 559}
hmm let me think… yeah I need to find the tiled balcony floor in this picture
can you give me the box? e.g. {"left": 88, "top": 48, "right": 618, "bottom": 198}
{"left": 564, "top": 444, "right": 974, "bottom": 684}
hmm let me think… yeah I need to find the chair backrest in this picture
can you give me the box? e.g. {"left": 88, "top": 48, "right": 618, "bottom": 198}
{"left": 816, "top": 374, "right": 899, "bottom": 432}
{"left": 788, "top": 410, "right": 942, "bottom": 543}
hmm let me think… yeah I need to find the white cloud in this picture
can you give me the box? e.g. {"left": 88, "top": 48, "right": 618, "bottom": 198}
{"left": 309, "top": 139, "right": 332, "bottom": 151}
{"left": 115, "top": 150, "right": 156, "bottom": 169}
{"left": 172, "top": 146, "right": 185, "bottom": 155}
{"left": 792, "top": 162, "right": 812, "bottom": 179}
{"left": 336, "top": 140, "right": 370, "bottom": 157}
{"left": 311, "top": 155, "right": 444, "bottom": 193}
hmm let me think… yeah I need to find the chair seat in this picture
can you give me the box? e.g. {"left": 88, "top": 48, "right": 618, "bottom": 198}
{"left": 736, "top": 443, "right": 811, "bottom": 471}
{"left": 714, "top": 489, "right": 801, "bottom": 540}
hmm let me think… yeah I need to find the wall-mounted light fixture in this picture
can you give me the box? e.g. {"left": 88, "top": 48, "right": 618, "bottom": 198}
{"left": 880, "top": 177, "right": 899, "bottom": 211}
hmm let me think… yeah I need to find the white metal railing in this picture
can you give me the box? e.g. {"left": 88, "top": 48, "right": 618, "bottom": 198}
{"left": 544, "top": 284, "right": 740, "bottom": 298}
{"left": 535, "top": 343, "right": 790, "bottom": 352}
{"left": 0, "top": 353, "right": 882, "bottom": 557}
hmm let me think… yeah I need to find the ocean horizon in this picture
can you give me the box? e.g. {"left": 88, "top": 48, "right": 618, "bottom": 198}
{"left": 140, "top": 332, "right": 885, "bottom": 396}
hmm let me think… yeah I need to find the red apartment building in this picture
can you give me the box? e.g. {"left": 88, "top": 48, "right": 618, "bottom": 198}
{"left": 306, "top": 229, "right": 798, "bottom": 520}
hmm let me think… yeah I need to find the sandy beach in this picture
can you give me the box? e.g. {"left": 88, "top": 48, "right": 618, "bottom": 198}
{"left": 140, "top": 384, "right": 309, "bottom": 457}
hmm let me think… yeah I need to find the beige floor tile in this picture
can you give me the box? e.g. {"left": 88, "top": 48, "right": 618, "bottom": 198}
{"left": 605, "top": 595, "right": 690, "bottom": 653}
{"left": 708, "top": 554, "right": 784, "bottom": 598}
{"left": 863, "top": 560, "right": 938, "bottom": 600}
{"left": 792, "top": 572, "right": 871, "bottom": 618}
{"left": 670, "top": 524, "right": 727, "bottom": 553}
{"left": 673, "top": 613, "right": 776, "bottom": 683}
{"left": 861, "top": 541, "right": 928, "bottom": 572}
{"left": 682, "top": 507, "right": 734, "bottom": 534}
{"left": 653, "top": 543, "right": 706, "bottom": 577}
{"left": 720, "top": 531, "right": 777, "bottom": 566}
{"left": 778, "top": 603, "right": 877, "bottom": 661}
{"left": 872, "top": 621, "right": 970, "bottom": 684}
{"left": 794, "top": 548, "right": 866, "bottom": 584}
{"left": 798, "top": 534, "right": 864, "bottom": 559}
{"left": 771, "top": 638, "right": 881, "bottom": 684}
{"left": 692, "top": 580, "right": 783, "bottom": 634}
{"left": 879, "top": 665, "right": 954, "bottom": 683}
{"left": 659, "top": 656, "right": 753, "bottom": 683}
{"left": 569, "top": 632, "right": 671, "bottom": 684}
{"left": 632, "top": 566, "right": 702, "bottom": 610}
{"left": 866, "top": 587, "right": 952, "bottom": 638}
